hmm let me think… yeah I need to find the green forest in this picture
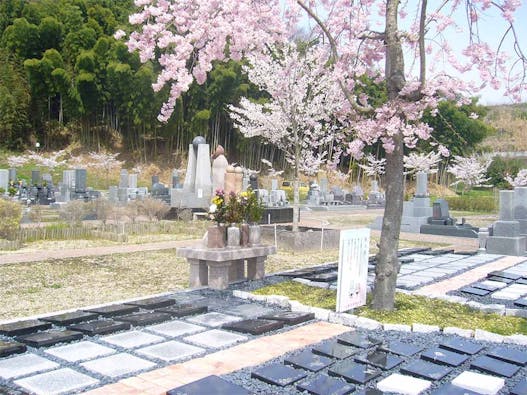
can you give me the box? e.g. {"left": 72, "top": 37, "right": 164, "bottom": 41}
{"left": 0, "top": 0, "right": 495, "bottom": 171}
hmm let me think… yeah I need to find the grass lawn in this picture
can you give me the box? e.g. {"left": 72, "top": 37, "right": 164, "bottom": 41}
{"left": 253, "top": 281, "right": 527, "bottom": 336}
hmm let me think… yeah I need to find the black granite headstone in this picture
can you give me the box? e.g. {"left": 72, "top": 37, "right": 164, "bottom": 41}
{"left": 75, "top": 169, "right": 87, "bottom": 193}
{"left": 486, "top": 346, "right": 527, "bottom": 366}
{"left": 222, "top": 319, "right": 284, "bottom": 335}
{"left": 328, "top": 360, "right": 382, "bottom": 384}
{"left": 470, "top": 355, "right": 521, "bottom": 377}
{"left": 124, "top": 296, "right": 176, "bottom": 310}
{"left": 511, "top": 378, "right": 527, "bottom": 395}
{"left": 460, "top": 286, "right": 491, "bottom": 296}
{"left": 84, "top": 304, "right": 140, "bottom": 317}
{"left": 487, "top": 271, "right": 521, "bottom": 281}
{"left": 514, "top": 298, "right": 527, "bottom": 308}
{"left": 296, "top": 374, "right": 355, "bottom": 395}
{"left": 167, "top": 375, "right": 250, "bottom": 395}
{"left": 16, "top": 330, "right": 83, "bottom": 347}
{"left": 251, "top": 364, "right": 307, "bottom": 386}
{"left": 114, "top": 312, "right": 172, "bottom": 326}
{"left": 31, "top": 170, "right": 40, "bottom": 186}
{"left": 68, "top": 320, "right": 131, "bottom": 336}
{"left": 439, "top": 338, "right": 484, "bottom": 355}
{"left": 155, "top": 304, "right": 208, "bottom": 317}
{"left": 431, "top": 384, "right": 480, "bottom": 395}
{"left": 336, "top": 332, "right": 382, "bottom": 349}
{"left": 400, "top": 360, "right": 452, "bottom": 380}
{"left": 258, "top": 311, "right": 315, "bottom": 325}
{"left": 0, "top": 341, "right": 27, "bottom": 357}
{"left": 312, "top": 341, "right": 359, "bottom": 359}
{"left": 471, "top": 282, "right": 503, "bottom": 292}
{"left": 41, "top": 311, "right": 99, "bottom": 326}
{"left": 0, "top": 320, "right": 52, "bottom": 336}
{"left": 354, "top": 350, "right": 404, "bottom": 370}
{"left": 378, "top": 341, "right": 424, "bottom": 357}
{"left": 284, "top": 350, "right": 333, "bottom": 372}
{"left": 486, "top": 276, "right": 514, "bottom": 284}
{"left": 421, "top": 347, "right": 469, "bottom": 367}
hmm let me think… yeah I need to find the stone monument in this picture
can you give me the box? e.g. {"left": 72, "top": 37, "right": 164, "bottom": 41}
{"left": 486, "top": 189, "right": 526, "bottom": 256}
{"left": 0, "top": 169, "right": 8, "bottom": 192}
{"left": 420, "top": 198, "right": 479, "bottom": 238}
{"left": 211, "top": 145, "right": 228, "bottom": 193}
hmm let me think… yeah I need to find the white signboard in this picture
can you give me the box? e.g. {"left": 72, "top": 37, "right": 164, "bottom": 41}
{"left": 336, "top": 228, "right": 370, "bottom": 312}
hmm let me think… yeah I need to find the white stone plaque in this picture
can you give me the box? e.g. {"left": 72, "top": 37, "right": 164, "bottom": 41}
{"left": 336, "top": 228, "right": 370, "bottom": 312}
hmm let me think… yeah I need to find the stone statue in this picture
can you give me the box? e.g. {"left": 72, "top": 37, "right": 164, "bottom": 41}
{"left": 211, "top": 145, "right": 229, "bottom": 193}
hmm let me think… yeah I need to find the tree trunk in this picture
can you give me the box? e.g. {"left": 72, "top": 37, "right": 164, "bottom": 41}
{"left": 371, "top": 0, "right": 405, "bottom": 311}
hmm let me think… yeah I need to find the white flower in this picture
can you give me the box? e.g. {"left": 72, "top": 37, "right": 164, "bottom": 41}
{"left": 209, "top": 204, "right": 217, "bottom": 214}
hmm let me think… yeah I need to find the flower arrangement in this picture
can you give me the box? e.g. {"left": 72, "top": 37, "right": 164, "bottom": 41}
{"left": 241, "top": 188, "right": 264, "bottom": 223}
{"left": 209, "top": 189, "right": 227, "bottom": 224}
{"left": 209, "top": 188, "right": 264, "bottom": 225}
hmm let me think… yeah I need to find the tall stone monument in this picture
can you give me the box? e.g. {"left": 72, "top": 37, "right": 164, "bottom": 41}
{"left": 211, "top": 145, "right": 228, "bottom": 193}
{"left": 486, "top": 189, "right": 526, "bottom": 256}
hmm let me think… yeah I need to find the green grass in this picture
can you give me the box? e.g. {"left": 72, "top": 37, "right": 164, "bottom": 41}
{"left": 253, "top": 281, "right": 527, "bottom": 336}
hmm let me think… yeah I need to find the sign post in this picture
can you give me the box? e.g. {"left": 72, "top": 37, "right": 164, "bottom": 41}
{"left": 336, "top": 228, "right": 370, "bottom": 312}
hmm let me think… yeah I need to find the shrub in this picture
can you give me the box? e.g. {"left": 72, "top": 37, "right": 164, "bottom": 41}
{"left": 0, "top": 199, "right": 22, "bottom": 240}
{"left": 487, "top": 156, "right": 526, "bottom": 189}
{"left": 59, "top": 200, "right": 92, "bottom": 225}
{"left": 93, "top": 198, "right": 116, "bottom": 225}
{"left": 444, "top": 196, "right": 497, "bottom": 213}
{"left": 136, "top": 197, "right": 170, "bottom": 221}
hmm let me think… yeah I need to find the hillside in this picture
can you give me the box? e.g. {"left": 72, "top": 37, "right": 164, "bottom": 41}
{"left": 482, "top": 104, "right": 527, "bottom": 152}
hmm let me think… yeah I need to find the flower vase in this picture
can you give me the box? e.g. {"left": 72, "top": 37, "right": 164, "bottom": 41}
{"left": 207, "top": 224, "right": 226, "bottom": 248}
{"left": 249, "top": 224, "right": 262, "bottom": 246}
{"left": 240, "top": 222, "right": 250, "bottom": 247}
{"left": 227, "top": 224, "right": 241, "bottom": 247}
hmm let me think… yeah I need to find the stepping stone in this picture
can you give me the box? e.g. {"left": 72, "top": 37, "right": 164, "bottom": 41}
{"left": 312, "top": 340, "right": 359, "bottom": 359}
{"left": 16, "top": 329, "right": 83, "bottom": 348}
{"left": 0, "top": 320, "right": 51, "bottom": 336}
{"left": 84, "top": 304, "right": 139, "bottom": 317}
{"left": 439, "top": 338, "right": 484, "bottom": 355}
{"left": 0, "top": 354, "right": 59, "bottom": 379}
{"left": 146, "top": 321, "right": 204, "bottom": 337}
{"left": 486, "top": 346, "right": 527, "bottom": 366}
{"left": 460, "top": 286, "right": 491, "bottom": 296}
{"left": 470, "top": 355, "right": 521, "bottom": 377}
{"left": 376, "top": 373, "right": 431, "bottom": 395}
{"left": 222, "top": 319, "right": 284, "bottom": 335}
{"left": 472, "top": 282, "right": 503, "bottom": 292}
{"left": 488, "top": 271, "right": 521, "bottom": 280}
{"left": 81, "top": 352, "right": 156, "bottom": 378}
{"left": 156, "top": 304, "right": 208, "bottom": 317}
{"left": 251, "top": 364, "right": 307, "bottom": 386}
{"left": 451, "top": 371, "right": 504, "bottom": 394}
{"left": 487, "top": 276, "right": 514, "bottom": 284}
{"left": 69, "top": 320, "right": 131, "bottom": 336}
{"left": 14, "top": 368, "right": 98, "bottom": 395}
{"left": 514, "top": 298, "right": 527, "bottom": 308}
{"left": 136, "top": 340, "right": 204, "bottom": 362}
{"left": 223, "top": 304, "right": 275, "bottom": 318}
{"left": 297, "top": 374, "right": 356, "bottom": 395}
{"left": 102, "top": 330, "right": 164, "bottom": 348}
{"left": 328, "top": 360, "right": 382, "bottom": 384}
{"left": 400, "top": 360, "right": 452, "bottom": 381}
{"left": 421, "top": 347, "right": 470, "bottom": 367}
{"left": 124, "top": 296, "right": 175, "bottom": 309}
{"left": 284, "top": 350, "right": 333, "bottom": 372}
{"left": 40, "top": 311, "right": 98, "bottom": 326}
{"left": 167, "top": 375, "right": 250, "bottom": 395}
{"left": 0, "top": 341, "right": 26, "bottom": 358}
{"left": 114, "top": 312, "right": 172, "bottom": 326}
{"left": 431, "top": 383, "right": 481, "bottom": 394}
{"left": 259, "top": 311, "right": 315, "bottom": 325}
{"left": 354, "top": 350, "right": 404, "bottom": 370}
{"left": 378, "top": 341, "right": 423, "bottom": 357}
{"left": 304, "top": 272, "right": 338, "bottom": 282}
{"left": 337, "top": 332, "right": 382, "bottom": 349}
{"left": 186, "top": 312, "right": 242, "bottom": 328}
{"left": 45, "top": 341, "right": 115, "bottom": 362}
{"left": 184, "top": 329, "right": 247, "bottom": 348}
{"left": 511, "top": 378, "right": 527, "bottom": 395}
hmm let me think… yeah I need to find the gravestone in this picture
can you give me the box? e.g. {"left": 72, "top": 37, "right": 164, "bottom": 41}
{"left": 251, "top": 364, "right": 307, "bottom": 386}
{"left": 31, "top": 169, "right": 40, "bottom": 186}
{"left": 271, "top": 178, "right": 278, "bottom": 191}
{"left": 514, "top": 186, "right": 527, "bottom": 237}
{"left": 336, "top": 228, "right": 370, "bottom": 312}
{"left": 8, "top": 168, "right": 16, "bottom": 183}
{"left": 354, "top": 350, "right": 404, "bottom": 370}
{"left": 249, "top": 174, "right": 258, "bottom": 190}
{"left": 0, "top": 169, "right": 8, "bottom": 192}
{"left": 367, "top": 180, "right": 385, "bottom": 208}
{"left": 75, "top": 169, "right": 87, "bottom": 193}
{"left": 63, "top": 170, "right": 75, "bottom": 188}
{"left": 421, "top": 198, "right": 479, "bottom": 238}
{"left": 328, "top": 360, "right": 382, "bottom": 384}
{"left": 486, "top": 190, "right": 526, "bottom": 256}
{"left": 119, "top": 169, "right": 129, "bottom": 188}
{"left": 284, "top": 350, "right": 333, "bottom": 372}
{"left": 351, "top": 184, "right": 364, "bottom": 205}
{"left": 152, "top": 175, "right": 159, "bottom": 185}
{"left": 128, "top": 173, "right": 138, "bottom": 189}
{"left": 108, "top": 186, "right": 118, "bottom": 202}
{"left": 172, "top": 169, "right": 181, "bottom": 188}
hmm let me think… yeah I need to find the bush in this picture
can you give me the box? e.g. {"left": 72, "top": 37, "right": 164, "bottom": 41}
{"left": 487, "top": 156, "right": 526, "bottom": 189}
{"left": 136, "top": 197, "right": 170, "bottom": 221}
{"left": 444, "top": 195, "right": 497, "bottom": 213}
{"left": 0, "top": 199, "right": 22, "bottom": 240}
{"left": 59, "top": 200, "right": 92, "bottom": 225}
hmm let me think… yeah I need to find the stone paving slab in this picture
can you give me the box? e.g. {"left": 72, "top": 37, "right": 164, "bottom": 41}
{"left": 136, "top": 340, "right": 205, "bottom": 362}
{"left": 186, "top": 312, "right": 243, "bottom": 327}
{"left": 183, "top": 329, "right": 248, "bottom": 349}
{"left": 81, "top": 352, "right": 156, "bottom": 378}
{"left": 145, "top": 321, "right": 205, "bottom": 337}
{"left": 14, "top": 368, "right": 99, "bottom": 395}
{"left": 0, "top": 354, "right": 58, "bottom": 379}
{"left": 45, "top": 341, "right": 116, "bottom": 362}
{"left": 101, "top": 330, "right": 165, "bottom": 349}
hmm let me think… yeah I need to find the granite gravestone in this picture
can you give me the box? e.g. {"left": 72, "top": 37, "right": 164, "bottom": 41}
{"left": 8, "top": 168, "right": 16, "bottom": 183}
{"left": 420, "top": 198, "right": 479, "bottom": 238}
{"left": 0, "top": 169, "right": 8, "bottom": 192}
{"left": 75, "top": 169, "right": 87, "bottom": 193}
{"left": 486, "top": 190, "right": 526, "bottom": 256}
{"left": 31, "top": 170, "right": 40, "bottom": 186}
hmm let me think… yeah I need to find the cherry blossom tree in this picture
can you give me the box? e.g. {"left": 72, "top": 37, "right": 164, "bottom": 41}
{"left": 228, "top": 44, "right": 344, "bottom": 230}
{"left": 403, "top": 151, "right": 442, "bottom": 176}
{"left": 87, "top": 151, "right": 124, "bottom": 188}
{"left": 505, "top": 169, "right": 527, "bottom": 187}
{"left": 125, "top": 0, "right": 526, "bottom": 310}
{"left": 359, "top": 154, "right": 386, "bottom": 185}
{"left": 448, "top": 154, "right": 492, "bottom": 193}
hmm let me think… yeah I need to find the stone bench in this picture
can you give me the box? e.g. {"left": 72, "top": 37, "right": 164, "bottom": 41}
{"left": 177, "top": 245, "right": 277, "bottom": 290}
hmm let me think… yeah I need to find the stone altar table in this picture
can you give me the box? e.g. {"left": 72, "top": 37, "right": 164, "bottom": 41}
{"left": 177, "top": 245, "right": 277, "bottom": 290}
